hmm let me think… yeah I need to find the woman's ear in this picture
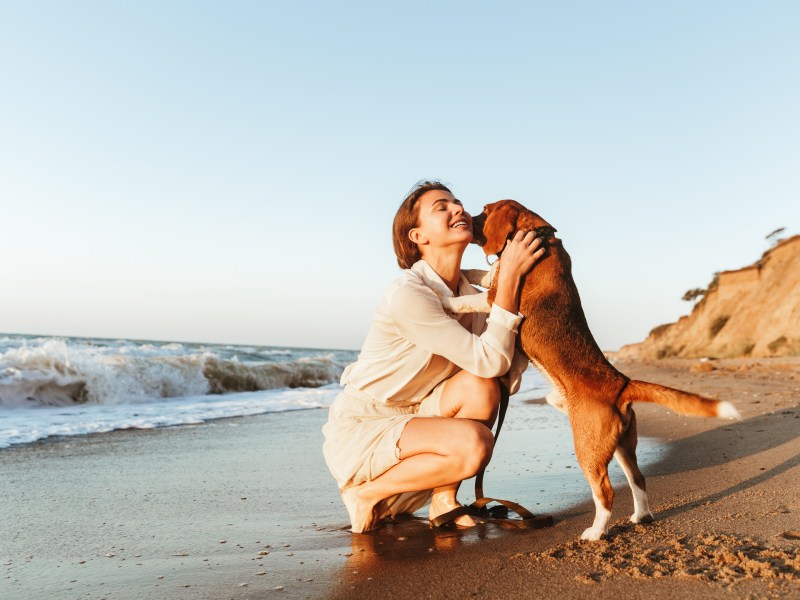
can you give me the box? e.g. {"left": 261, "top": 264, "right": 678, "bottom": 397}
{"left": 408, "top": 228, "right": 428, "bottom": 246}
{"left": 482, "top": 204, "right": 519, "bottom": 256}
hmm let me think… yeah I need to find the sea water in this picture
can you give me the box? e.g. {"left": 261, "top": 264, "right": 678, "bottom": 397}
{"left": 0, "top": 334, "right": 357, "bottom": 448}
{"left": 0, "top": 333, "right": 554, "bottom": 449}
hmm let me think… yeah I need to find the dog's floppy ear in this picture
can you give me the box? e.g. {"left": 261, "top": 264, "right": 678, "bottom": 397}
{"left": 482, "top": 203, "right": 520, "bottom": 256}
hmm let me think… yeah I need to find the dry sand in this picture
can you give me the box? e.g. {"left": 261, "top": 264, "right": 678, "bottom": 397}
{"left": 2, "top": 357, "right": 798, "bottom": 599}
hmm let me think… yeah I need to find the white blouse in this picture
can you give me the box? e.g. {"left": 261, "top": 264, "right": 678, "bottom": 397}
{"left": 340, "top": 259, "right": 528, "bottom": 406}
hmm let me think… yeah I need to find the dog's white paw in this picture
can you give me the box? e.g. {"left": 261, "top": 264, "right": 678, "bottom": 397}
{"left": 580, "top": 526, "right": 606, "bottom": 541}
{"left": 630, "top": 511, "right": 654, "bottom": 524}
{"left": 717, "top": 401, "right": 741, "bottom": 420}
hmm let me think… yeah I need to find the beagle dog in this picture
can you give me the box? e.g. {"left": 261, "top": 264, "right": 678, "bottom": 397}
{"left": 441, "top": 200, "right": 740, "bottom": 541}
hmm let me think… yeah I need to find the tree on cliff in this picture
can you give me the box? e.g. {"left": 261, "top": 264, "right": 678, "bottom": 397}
{"left": 682, "top": 272, "right": 720, "bottom": 303}
{"left": 766, "top": 227, "right": 786, "bottom": 247}
{"left": 682, "top": 288, "right": 705, "bottom": 302}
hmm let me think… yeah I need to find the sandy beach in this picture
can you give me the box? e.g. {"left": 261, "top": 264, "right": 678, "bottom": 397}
{"left": 2, "top": 357, "right": 798, "bottom": 599}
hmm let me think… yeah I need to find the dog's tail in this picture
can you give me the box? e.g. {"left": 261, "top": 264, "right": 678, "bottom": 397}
{"left": 621, "top": 380, "right": 741, "bottom": 419}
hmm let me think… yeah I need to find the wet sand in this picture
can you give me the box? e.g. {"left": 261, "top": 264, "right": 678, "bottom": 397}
{"left": 2, "top": 358, "right": 798, "bottom": 599}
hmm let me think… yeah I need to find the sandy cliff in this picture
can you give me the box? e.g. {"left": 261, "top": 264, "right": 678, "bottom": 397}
{"left": 615, "top": 235, "right": 800, "bottom": 359}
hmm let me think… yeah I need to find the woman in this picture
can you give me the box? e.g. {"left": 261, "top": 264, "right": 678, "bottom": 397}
{"left": 322, "top": 181, "right": 543, "bottom": 532}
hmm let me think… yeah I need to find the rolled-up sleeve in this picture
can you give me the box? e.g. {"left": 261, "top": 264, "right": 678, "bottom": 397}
{"left": 388, "top": 282, "right": 523, "bottom": 378}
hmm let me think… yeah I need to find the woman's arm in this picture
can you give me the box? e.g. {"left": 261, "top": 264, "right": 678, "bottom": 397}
{"left": 390, "top": 283, "right": 521, "bottom": 378}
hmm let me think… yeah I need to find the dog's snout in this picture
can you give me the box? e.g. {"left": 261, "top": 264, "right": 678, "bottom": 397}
{"left": 472, "top": 212, "right": 487, "bottom": 246}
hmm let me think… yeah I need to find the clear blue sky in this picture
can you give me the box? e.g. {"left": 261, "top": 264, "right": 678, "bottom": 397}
{"left": 1, "top": 1, "right": 798, "bottom": 351}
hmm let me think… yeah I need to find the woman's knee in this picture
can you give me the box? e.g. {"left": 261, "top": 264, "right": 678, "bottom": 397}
{"left": 468, "top": 376, "right": 500, "bottom": 422}
{"left": 455, "top": 422, "right": 494, "bottom": 477}
{"left": 469, "top": 374, "right": 500, "bottom": 399}
{"left": 442, "top": 373, "right": 501, "bottom": 421}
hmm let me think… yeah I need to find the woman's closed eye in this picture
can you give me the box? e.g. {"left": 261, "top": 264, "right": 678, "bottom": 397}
{"left": 432, "top": 198, "right": 463, "bottom": 212}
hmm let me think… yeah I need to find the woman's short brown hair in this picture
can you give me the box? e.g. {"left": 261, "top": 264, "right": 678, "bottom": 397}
{"left": 392, "top": 180, "right": 452, "bottom": 269}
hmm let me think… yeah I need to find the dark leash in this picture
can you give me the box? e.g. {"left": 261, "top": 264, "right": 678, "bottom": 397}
{"left": 430, "top": 382, "right": 555, "bottom": 529}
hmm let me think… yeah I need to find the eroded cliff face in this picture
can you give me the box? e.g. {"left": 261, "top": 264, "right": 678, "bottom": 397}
{"left": 615, "top": 235, "right": 800, "bottom": 359}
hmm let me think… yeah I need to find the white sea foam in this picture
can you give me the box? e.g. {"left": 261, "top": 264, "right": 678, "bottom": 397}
{"left": 259, "top": 349, "right": 293, "bottom": 357}
{"left": 0, "top": 385, "right": 342, "bottom": 448}
{"left": 0, "top": 334, "right": 555, "bottom": 449}
{"left": 0, "top": 335, "right": 357, "bottom": 448}
{"left": 0, "top": 339, "right": 348, "bottom": 408}
{"left": 0, "top": 340, "right": 210, "bottom": 406}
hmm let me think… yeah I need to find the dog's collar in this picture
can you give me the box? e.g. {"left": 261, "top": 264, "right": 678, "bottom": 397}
{"left": 488, "top": 225, "right": 557, "bottom": 264}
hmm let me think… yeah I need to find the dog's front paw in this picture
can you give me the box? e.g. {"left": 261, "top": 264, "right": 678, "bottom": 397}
{"left": 439, "top": 296, "right": 455, "bottom": 314}
{"left": 580, "top": 526, "right": 606, "bottom": 541}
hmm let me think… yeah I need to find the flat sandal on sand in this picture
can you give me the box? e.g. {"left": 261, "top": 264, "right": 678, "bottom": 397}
{"left": 430, "top": 501, "right": 553, "bottom": 529}
{"left": 429, "top": 505, "right": 482, "bottom": 528}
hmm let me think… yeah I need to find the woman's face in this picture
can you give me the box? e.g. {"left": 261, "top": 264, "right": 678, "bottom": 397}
{"left": 409, "top": 189, "right": 473, "bottom": 250}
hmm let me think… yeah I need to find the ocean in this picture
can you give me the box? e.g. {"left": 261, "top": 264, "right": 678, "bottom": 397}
{"left": 0, "top": 334, "right": 356, "bottom": 448}
{"left": 0, "top": 333, "right": 552, "bottom": 449}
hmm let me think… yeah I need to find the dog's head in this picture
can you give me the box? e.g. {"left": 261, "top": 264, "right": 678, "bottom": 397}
{"left": 472, "top": 200, "right": 519, "bottom": 255}
{"left": 473, "top": 200, "right": 557, "bottom": 257}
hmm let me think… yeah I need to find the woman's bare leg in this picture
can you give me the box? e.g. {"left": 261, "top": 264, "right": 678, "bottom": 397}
{"left": 346, "top": 416, "right": 494, "bottom": 532}
{"left": 430, "top": 372, "right": 500, "bottom": 526}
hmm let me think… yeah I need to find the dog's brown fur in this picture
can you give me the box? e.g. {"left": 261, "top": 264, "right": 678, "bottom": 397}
{"left": 470, "top": 200, "right": 740, "bottom": 540}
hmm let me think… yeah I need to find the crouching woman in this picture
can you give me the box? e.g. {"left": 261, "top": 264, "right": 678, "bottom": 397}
{"left": 322, "top": 181, "right": 542, "bottom": 532}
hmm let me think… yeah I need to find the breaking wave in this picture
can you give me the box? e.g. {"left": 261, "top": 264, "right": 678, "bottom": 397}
{"left": 0, "top": 339, "right": 349, "bottom": 408}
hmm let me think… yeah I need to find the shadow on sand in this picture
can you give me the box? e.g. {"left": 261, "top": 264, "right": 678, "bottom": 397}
{"left": 648, "top": 406, "right": 799, "bottom": 519}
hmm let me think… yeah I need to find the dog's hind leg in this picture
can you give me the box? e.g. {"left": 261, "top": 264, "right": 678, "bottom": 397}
{"left": 571, "top": 412, "right": 620, "bottom": 541}
{"left": 613, "top": 409, "right": 654, "bottom": 524}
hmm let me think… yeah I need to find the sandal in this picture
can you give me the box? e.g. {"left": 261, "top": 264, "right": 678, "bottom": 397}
{"left": 471, "top": 496, "right": 554, "bottom": 529}
{"left": 429, "top": 504, "right": 481, "bottom": 528}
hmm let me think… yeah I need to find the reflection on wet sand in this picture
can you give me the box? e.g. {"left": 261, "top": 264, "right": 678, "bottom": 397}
{"left": 329, "top": 511, "right": 560, "bottom": 598}
{"left": 345, "top": 509, "right": 551, "bottom": 567}
{"left": 346, "top": 515, "right": 488, "bottom": 565}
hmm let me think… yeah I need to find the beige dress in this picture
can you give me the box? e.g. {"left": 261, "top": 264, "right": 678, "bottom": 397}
{"left": 322, "top": 259, "right": 527, "bottom": 523}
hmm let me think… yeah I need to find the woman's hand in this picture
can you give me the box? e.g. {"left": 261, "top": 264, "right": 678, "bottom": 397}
{"left": 499, "top": 230, "right": 544, "bottom": 279}
{"left": 492, "top": 230, "right": 545, "bottom": 315}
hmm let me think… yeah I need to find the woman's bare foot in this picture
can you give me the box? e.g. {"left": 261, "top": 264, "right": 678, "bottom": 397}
{"left": 429, "top": 491, "right": 478, "bottom": 527}
{"left": 341, "top": 485, "right": 380, "bottom": 533}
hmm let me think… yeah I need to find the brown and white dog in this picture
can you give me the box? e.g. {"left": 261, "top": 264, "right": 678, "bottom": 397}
{"left": 441, "top": 200, "right": 740, "bottom": 541}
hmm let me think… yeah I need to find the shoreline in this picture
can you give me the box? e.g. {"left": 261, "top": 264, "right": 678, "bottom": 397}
{"left": 2, "top": 357, "right": 798, "bottom": 599}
